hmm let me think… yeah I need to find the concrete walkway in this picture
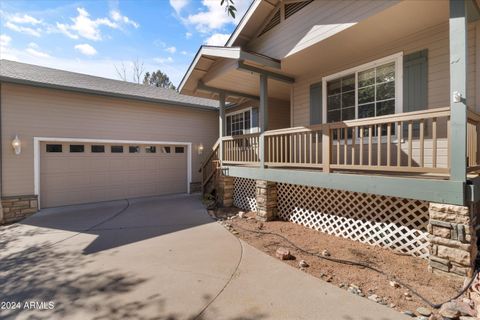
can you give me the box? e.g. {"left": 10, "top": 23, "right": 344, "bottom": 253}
{"left": 0, "top": 194, "right": 408, "bottom": 320}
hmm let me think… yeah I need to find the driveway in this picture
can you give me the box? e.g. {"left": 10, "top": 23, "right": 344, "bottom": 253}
{"left": 0, "top": 194, "right": 408, "bottom": 320}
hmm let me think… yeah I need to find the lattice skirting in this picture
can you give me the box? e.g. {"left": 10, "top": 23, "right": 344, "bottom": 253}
{"left": 233, "top": 178, "right": 257, "bottom": 212}
{"left": 277, "top": 183, "right": 430, "bottom": 258}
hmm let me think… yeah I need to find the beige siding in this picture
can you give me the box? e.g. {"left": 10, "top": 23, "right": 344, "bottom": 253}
{"left": 1, "top": 83, "right": 218, "bottom": 197}
{"left": 247, "top": 0, "right": 399, "bottom": 60}
{"left": 291, "top": 21, "right": 477, "bottom": 127}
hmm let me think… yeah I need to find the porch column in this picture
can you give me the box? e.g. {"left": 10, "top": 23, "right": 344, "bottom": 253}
{"left": 219, "top": 91, "right": 226, "bottom": 166}
{"left": 449, "top": 0, "right": 468, "bottom": 182}
{"left": 259, "top": 74, "right": 268, "bottom": 168}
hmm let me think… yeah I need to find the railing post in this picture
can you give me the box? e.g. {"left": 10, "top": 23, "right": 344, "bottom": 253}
{"left": 449, "top": 0, "right": 468, "bottom": 182}
{"left": 322, "top": 124, "right": 331, "bottom": 173}
{"left": 219, "top": 91, "right": 226, "bottom": 167}
{"left": 259, "top": 74, "right": 269, "bottom": 168}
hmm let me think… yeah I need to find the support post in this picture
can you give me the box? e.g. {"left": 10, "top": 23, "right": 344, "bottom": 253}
{"left": 219, "top": 91, "right": 226, "bottom": 166}
{"left": 259, "top": 74, "right": 268, "bottom": 168}
{"left": 322, "top": 124, "right": 331, "bottom": 173}
{"left": 449, "top": 0, "right": 468, "bottom": 182}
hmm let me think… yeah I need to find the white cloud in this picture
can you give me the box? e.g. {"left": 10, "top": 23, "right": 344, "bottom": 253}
{"left": 169, "top": 0, "right": 190, "bottom": 14}
{"left": 26, "top": 42, "right": 50, "bottom": 58}
{"left": 74, "top": 43, "right": 97, "bottom": 56}
{"left": 204, "top": 33, "right": 230, "bottom": 46}
{"left": 184, "top": 0, "right": 251, "bottom": 33}
{"left": 5, "top": 21, "right": 41, "bottom": 37}
{"left": 110, "top": 10, "right": 139, "bottom": 28}
{"left": 154, "top": 56, "right": 174, "bottom": 64}
{"left": 10, "top": 14, "right": 42, "bottom": 25}
{"left": 0, "top": 34, "right": 11, "bottom": 47}
{"left": 185, "top": 32, "right": 192, "bottom": 39}
{"left": 165, "top": 46, "right": 176, "bottom": 54}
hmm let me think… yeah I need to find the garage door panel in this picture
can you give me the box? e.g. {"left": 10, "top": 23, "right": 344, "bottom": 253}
{"left": 40, "top": 142, "right": 188, "bottom": 208}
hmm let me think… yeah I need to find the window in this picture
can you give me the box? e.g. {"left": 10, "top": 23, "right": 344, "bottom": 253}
{"left": 323, "top": 53, "right": 402, "bottom": 125}
{"left": 161, "top": 146, "right": 171, "bottom": 154}
{"left": 145, "top": 146, "right": 156, "bottom": 153}
{"left": 111, "top": 146, "right": 123, "bottom": 153}
{"left": 46, "top": 144, "right": 62, "bottom": 152}
{"left": 69, "top": 145, "right": 84, "bottom": 153}
{"left": 129, "top": 146, "right": 140, "bottom": 153}
{"left": 175, "top": 147, "right": 184, "bottom": 153}
{"left": 226, "top": 108, "right": 252, "bottom": 136}
{"left": 91, "top": 145, "right": 105, "bottom": 153}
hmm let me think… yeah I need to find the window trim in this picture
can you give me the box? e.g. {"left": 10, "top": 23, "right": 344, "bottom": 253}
{"left": 321, "top": 52, "right": 403, "bottom": 124}
{"left": 225, "top": 107, "right": 253, "bottom": 136}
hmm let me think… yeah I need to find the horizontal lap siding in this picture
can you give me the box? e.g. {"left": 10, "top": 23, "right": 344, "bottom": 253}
{"left": 1, "top": 83, "right": 218, "bottom": 196}
{"left": 248, "top": 0, "right": 398, "bottom": 60}
{"left": 292, "top": 21, "right": 477, "bottom": 127}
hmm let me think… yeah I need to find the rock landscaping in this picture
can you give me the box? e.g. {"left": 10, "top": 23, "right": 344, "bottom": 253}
{"left": 212, "top": 207, "right": 478, "bottom": 319}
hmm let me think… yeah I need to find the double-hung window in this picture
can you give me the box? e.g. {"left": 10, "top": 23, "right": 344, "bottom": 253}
{"left": 323, "top": 53, "right": 402, "bottom": 128}
{"left": 226, "top": 108, "right": 252, "bottom": 136}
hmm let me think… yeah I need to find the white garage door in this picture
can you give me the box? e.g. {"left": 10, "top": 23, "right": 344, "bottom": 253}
{"left": 40, "top": 141, "right": 188, "bottom": 208}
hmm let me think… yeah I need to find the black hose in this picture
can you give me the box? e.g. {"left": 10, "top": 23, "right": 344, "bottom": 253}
{"left": 229, "top": 223, "right": 479, "bottom": 309}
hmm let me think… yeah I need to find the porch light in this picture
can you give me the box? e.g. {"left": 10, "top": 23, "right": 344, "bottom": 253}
{"left": 12, "top": 135, "right": 21, "bottom": 155}
{"left": 198, "top": 144, "right": 204, "bottom": 155}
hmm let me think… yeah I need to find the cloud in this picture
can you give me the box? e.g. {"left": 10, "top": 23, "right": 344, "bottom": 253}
{"left": 165, "top": 46, "right": 176, "bottom": 54}
{"left": 185, "top": 32, "right": 192, "bottom": 39}
{"left": 9, "top": 14, "right": 42, "bottom": 25}
{"left": 154, "top": 56, "right": 174, "bottom": 64}
{"left": 55, "top": 7, "right": 137, "bottom": 41}
{"left": 26, "top": 42, "right": 50, "bottom": 58}
{"left": 110, "top": 10, "right": 139, "bottom": 28}
{"left": 5, "top": 21, "right": 41, "bottom": 37}
{"left": 184, "top": 0, "right": 251, "bottom": 33}
{"left": 0, "top": 34, "right": 11, "bottom": 47}
{"left": 74, "top": 43, "right": 97, "bottom": 56}
{"left": 204, "top": 33, "right": 230, "bottom": 46}
{"left": 169, "top": 0, "right": 190, "bottom": 14}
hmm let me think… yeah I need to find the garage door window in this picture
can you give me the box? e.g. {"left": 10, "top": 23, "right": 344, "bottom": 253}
{"left": 129, "top": 146, "right": 140, "bottom": 153}
{"left": 70, "top": 145, "right": 85, "bottom": 153}
{"left": 145, "top": 146, "right": 156, "bottom": 153}
{"left": 111, "top": 146, "right": 123, "bottom": 153}
{"left": 175, "top": 147, "right": 184, "bottom": 153}
{"left": 91, "top": 145, "right": 105, "bottom": 153}
{"left": 161, "top": 146, "right": 171, "bottom": 154}
{"left": 46, "top": 144, "right": 62, "bottom": 152}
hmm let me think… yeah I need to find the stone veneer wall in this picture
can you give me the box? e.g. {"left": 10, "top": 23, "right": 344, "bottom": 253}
{"left": 428, "top": 202, "right": 478, "bottom": 278}
{"left": 217, "top": 175, "right": 234, "bottom": 207}
{"left": 255, "top": 180, "right": 277, "bottom": 221}
{"left": 1, "top": 195, "right": 38, "bottom": 224}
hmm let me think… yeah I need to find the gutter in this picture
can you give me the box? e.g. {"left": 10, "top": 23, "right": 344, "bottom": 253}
{"left": 0, "top": 77, "right": 219, "bottom": 112}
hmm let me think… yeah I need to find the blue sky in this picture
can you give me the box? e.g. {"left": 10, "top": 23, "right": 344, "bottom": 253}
{"left": 0, "top": 0, "right": 252, "bottom": 86}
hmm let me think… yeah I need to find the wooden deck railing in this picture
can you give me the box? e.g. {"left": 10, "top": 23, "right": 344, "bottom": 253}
{"left": 200, "top": 139, "right": 220, "bottom": 192}
{"left": 467, "top": 109, "right": 480, "bottom": 173}
{"left": 222, "top": 133, "right": 260, "bottom": 164}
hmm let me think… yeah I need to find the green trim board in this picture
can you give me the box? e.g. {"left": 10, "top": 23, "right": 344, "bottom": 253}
{"left": 222, "top": 166, "right": 466, "bottom": 205}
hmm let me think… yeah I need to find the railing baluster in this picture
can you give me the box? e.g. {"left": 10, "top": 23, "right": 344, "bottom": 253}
{"left": 447, "top": 119, "right": 451, "bottom": 169}
{"left": 432, "top": 118, "right": 437, "bottom": 168}
{"left": 344, "top": 128, "right": 348, "bottom": 165}
{"left": 294, "top": 134, "right": 297, "bottom": 163}
{"left": 368, "top": 126, "right": 372, "bottom": 166}
{"left": 322, "top": 124, "right": 331, "bottom": 173}
{"left": 397, "top": 121, "right": 402, "bottom": 167}
{"left": 276, "top": 135, "right": 279, "bottom": 163}
{"left": 359, "top": 126, "right": 364, "bottom": 165}
{"left": 420, "top": 120, "right": 424, "bottom": 167}
{"left": 309, "top": 132, "right": 313, "bottom": 164}
{"left": 352, "top": 127, "right": 356, "bottom": 165}
{"left": 316, "top": 131, "right": 319, "bottom": 164}
{"left": 303, "top": 133, "right": 307, "bottom": 164}
{"left": 377, "top": 125, "right": 382, "bottom": 166}
{"left": 408, "top": 120, "right": 413, "bottom": 167}
{"left": 387, "top": 123, "right": 391, "bottom": 167}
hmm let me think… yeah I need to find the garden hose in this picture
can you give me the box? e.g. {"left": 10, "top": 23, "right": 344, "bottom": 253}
{"left": 229, "top": 223, "right": 479, "bottom": 309}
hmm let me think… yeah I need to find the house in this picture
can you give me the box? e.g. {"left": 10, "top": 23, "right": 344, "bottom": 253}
{"left": 0, "top": 60, "right": 218, "bottom": 220}
{"left": 179, "top": 0, "right": 480, "bottom": 278}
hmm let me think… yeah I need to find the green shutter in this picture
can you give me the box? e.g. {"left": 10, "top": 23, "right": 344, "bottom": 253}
{"left": 403, "top": 49, "right": 428, "bottom": 112}
{"left": 310, "top": 82, "right": 322, "bottom": 124}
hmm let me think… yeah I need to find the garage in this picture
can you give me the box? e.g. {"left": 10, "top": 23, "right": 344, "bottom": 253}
{"left": 40, "top": 141, "right": 188, "bottom": 208}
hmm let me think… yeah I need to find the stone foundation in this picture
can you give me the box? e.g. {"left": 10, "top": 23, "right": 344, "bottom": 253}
{"left": 255, "top": 180, "right": 277, "bottom": 221}
{"left": 428, "top": 202, "right": 478, "bottom": 278}
{"left": 217, "top": 175, "right": 234, "bottom": 207}
{"left": 1, "top": 195, "right": 38, "bottom": 224}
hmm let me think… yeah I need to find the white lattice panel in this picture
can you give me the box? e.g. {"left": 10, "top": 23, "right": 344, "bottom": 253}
{"left": 233, "top": 178, "right": 257, "bottom": 212}
{"left": 277, "top": 183, "right": 430, "bottom": 258}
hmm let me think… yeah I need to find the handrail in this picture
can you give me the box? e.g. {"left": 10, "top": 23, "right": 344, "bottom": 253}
{"left": 199, "top": 138, "right": 220, "bottom": 173}
{"left": 221, "top": 132, "right": 261, "bottom": 141}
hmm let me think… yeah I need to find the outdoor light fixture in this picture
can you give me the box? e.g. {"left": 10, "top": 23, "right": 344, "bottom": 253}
{"left": 12, "top": 135, "right": 21, "bottom": 155}
{"left": 453, "top": 91, "right": 462, "bottom": 103}
{"left": 198, "top": 144, "right": 204, "bottom": 155}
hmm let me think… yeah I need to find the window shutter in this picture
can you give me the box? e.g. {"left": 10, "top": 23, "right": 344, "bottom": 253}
{"left": 403, "top": 49, "right": 428, "bottom": 113}
{"left": 310, "top": 82, "right": 322, "bottom": 124}
{"left": 251, "top": 108, "right": 259, "bottom": 132}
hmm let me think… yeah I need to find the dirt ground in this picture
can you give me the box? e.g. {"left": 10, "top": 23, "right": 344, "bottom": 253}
{"left": 214, "top": 207, "right": 465, "bottom": 318}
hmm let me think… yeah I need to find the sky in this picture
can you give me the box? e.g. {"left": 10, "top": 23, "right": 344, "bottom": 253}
{"left": 0, "top": 0, "right": 252, "bottom": 87}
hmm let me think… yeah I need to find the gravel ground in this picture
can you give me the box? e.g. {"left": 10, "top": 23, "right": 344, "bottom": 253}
{"left": 215, "top": 208, "right": 465, "bottom": 318}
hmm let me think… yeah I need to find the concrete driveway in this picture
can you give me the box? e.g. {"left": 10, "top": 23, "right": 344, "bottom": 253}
{"left": 0, "top": 194, "right": 408, "bottom": 320}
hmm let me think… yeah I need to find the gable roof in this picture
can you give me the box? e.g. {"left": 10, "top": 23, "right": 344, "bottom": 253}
{"left": 0, "top": 60, "right": 218, "bottom": 110}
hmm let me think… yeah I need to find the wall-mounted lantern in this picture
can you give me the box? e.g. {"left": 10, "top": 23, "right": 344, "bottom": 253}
{"left": 12, "top": 135, "right": 21, "bottom": 155}
{"left": 198, "top": 144, "right": 204, "bottom": 155}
